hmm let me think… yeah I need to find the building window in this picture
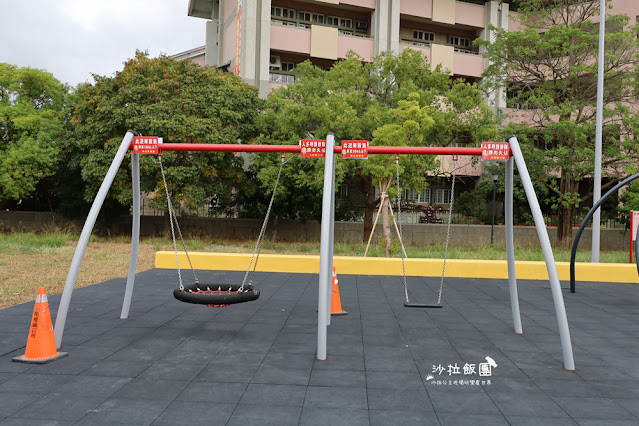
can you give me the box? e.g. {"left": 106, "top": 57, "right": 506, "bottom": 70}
{"left": 326, "top": 16, "right": 352, "bottom": 28}
{"left": 404, "top": 189, "right": 430, "bottom": 203}
{"left": 435, "top": 189, "right": 452, "bottom": 204}
{"left": 282, "top": 8, "right": 296, "bottom": 20}
{"left": 355, "top": 20, "right": 368, "bottom": 31}
{"left": 339, "top": 185, "right": 349, "bottom": 198}
{"left": 271, "top": 7, "right": 282, "bottom": 17}
{"left": 449, "top": 36, "right": 472, "bottom": 49}
{"left": 420, "top": 189, "right": 430, "bottom": 203}
{"left": 404, "top": 189, "right": 417, "bottom": 201}
{"left": 413, "top": 30, "right": 435, "bottom": 42}
{"left": 299, "top": 11, "right": 311, "bottom": 22}
{"left": 281, "top": 62, "right": 295, "bottom": 72}
{"left": 506, "top": 87, "right": 533, "bottom": 110}
{"left": 312, "top": 13, "right": 325, "bottom": 24}
{"left": 339, "top": 18, "right": 352, "bottom": 29}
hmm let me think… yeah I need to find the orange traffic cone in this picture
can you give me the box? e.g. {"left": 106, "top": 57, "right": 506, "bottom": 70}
{"left": 331, "top": 266, "right": 347, "bottom": 316}
{"left": 13, "top": 287, "right": 68, "bottom": 364}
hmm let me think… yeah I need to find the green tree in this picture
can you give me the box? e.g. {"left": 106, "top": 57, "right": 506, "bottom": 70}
{"left": 255, "top": 51, "right": 498, "bottom": 255}
{"left": 71, "top": 51, "right": 263, "bottom": 229}
{"left": 0, "top": 63, "right": 70, "bottom": 209}
{"left": 478, "top": 0, "right": 639, "bottom": 245}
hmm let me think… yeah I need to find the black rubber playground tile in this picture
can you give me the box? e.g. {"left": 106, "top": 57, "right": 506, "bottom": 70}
{"left": 369, "top": 409, "right": 440, "bottom": 426}
{"left": 76, "top": 397, "right": 170, "bottom": 425}
{"left": 151, "top": 400, "right": 235, "bottom": 426}
{"left": 0, "top": 393, "right": 39, "bottom": 419}
{"left": 0, "top": 269, "right": 638, "bottom": 425}
{"left": 9, "top": 394, "right": 104, "bottom": 422}
{"left": 226, "top": 404, "right": 301, "bottom": 426}
{"left": 437, "top": 413, "right": 510, "bottom": 426}
{"left": 299, "top": 407, "right": 370, "bottom": 426}
{"left": 309, "top": 368, "right": 366, "bottom": 388}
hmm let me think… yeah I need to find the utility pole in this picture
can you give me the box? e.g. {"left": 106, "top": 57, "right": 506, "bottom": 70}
{"left": 591, "top": 0, "right": 605, "bottom": 263}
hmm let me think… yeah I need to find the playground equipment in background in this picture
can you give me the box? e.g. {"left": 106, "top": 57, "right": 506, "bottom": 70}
{"left": 570, "top": 171, "right": 639, "bottom": 293}
{"left": 52, "top": 131, "right": 576, "bottom": 372}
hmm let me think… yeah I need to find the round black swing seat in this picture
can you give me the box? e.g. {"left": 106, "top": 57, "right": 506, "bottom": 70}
{"left": 173, "top": 283, "right": 260, "bottom": 306}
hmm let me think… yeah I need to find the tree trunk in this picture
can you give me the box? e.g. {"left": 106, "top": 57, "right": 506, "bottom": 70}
{"left": 556, "top": 176, "right": 579, "bottom": 248}
{"left": 361, "top": 175, "right": 376, "bottom": 243}
{"left": 163, "top": 210, "right": 171, "bottom": 239}
{"left": 271, "top": 215, "right": 278, "bottom": 241}
{"left": 380, "top": 178, "right": 392, "bottom": 258}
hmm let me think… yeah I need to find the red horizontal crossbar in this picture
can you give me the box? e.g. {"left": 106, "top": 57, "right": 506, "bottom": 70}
{"left": 130, "top": 143, "right": 490, "bottom": 156}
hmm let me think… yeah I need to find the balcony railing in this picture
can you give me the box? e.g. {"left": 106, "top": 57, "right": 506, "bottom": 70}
{"left": 454, "top": 48, "right": 479, "bottom": 55}
{"left": 269, "top": 73, "right": 296, "bottom": 84}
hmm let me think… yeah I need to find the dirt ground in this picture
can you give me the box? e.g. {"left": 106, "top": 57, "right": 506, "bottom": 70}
{"left": 0, "top": 242, "right": 158, "bottom": 309}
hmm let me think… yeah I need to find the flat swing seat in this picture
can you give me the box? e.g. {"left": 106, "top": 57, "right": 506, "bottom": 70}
{"left": 173, "top": 283, "right": 260, "bottom": 307}
{"left": 404, "top": 302, "right": 443, "bottom": 308}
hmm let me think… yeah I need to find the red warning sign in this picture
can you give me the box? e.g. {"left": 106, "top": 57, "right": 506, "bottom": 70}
{"left": 481, "top": 142, "right": 510, "bottom": 161}
{"left": 132, "top": 136, "right": 162, "bottom": 154}
{"left": 341, "top": 140, "right": 368, "bottom": 159}
{"left": 300, "top": 140, "right": 326, "bottom": 158}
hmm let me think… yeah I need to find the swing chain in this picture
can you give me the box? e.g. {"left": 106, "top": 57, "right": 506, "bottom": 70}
{"left": 157, "top": 156, "right": 199, "bottom": 291}
{"left": 241, "top": 153, "right": 297, "bottom": 290}
{"left": 395, "top": 156, "right": 410, "bottom": 304}
{"left": 437, "top": 157, "right": 457, "bottom": 305}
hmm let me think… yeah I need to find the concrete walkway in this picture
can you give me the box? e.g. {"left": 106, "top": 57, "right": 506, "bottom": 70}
{"left": 0, "top": 269, "right": 638, "bottom": 425}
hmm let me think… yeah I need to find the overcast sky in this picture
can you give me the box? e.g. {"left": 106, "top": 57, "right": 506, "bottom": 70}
{"left": 1, "top": 0, "right": 206, "bottom": 87}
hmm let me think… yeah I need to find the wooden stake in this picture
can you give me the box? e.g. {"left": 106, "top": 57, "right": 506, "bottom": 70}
{"left": 388, "top": 201, "right": 408, "bottom": 258}
{"left": 364, "top": 193, "right": 385, "bottom": 257}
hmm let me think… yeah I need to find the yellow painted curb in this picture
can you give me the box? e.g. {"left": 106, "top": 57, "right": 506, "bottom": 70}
{"left": 155, "top": 251, "right": 638, "bottom": 283}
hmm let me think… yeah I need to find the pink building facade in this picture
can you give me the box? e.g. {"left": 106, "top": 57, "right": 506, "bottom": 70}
{"left": 187, "top": 0, "right": 508, "bottom": 101}
{"left": 184, "top": 0, "right": 639, "bottom": 206}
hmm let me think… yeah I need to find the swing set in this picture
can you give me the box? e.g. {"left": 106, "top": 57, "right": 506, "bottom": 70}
{"left": 52, "top": 131, "right": 577, "bottom": 371}
{"left": 363, "top": 154, "right": 460, "bottom": 308}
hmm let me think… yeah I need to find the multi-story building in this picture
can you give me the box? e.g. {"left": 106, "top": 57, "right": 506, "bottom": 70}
{"left": 187, "top": 0, "right": 509, "bottom": 106}
{"left": 183, "top": 0, "right": 639, "bottom": 214}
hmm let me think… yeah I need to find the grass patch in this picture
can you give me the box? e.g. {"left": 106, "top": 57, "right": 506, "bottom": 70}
{"left": 0, "top": 230, "right": 74, "bottom": 254}
{"left": 0, "top": 229, "right": 632, "bottom": 309}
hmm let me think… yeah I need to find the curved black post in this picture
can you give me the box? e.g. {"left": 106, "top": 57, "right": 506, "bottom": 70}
{"left": 570, "top": 172, "right": 639, "bottom": 293}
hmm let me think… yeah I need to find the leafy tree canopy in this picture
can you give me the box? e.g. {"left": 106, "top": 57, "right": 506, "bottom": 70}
{"left": 0, "top": 63, "right": 70, "bottom": 209}
{"left": 478, "top": 0, "right": 639, "bottom": 244}
{"left": 254, "top": 50, "right": 498, "bottom": 252}
{"left": 71, "top": 51, "right": 263, "bottom": 217}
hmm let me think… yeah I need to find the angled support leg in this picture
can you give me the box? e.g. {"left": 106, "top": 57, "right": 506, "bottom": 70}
{"left": 54, "top": 131, "right": 136, "bottom": 348}
{"left": 505, "top": 157, "right": 523, "bottom": 334}
{"left": 120, "top": 152, "right": 141, "bottom": 319}
{"left": 507, "top": 135, "right": 575, "bottom": 371}
{"left": 317, "top": 133, "right": 336, "bottom": 360}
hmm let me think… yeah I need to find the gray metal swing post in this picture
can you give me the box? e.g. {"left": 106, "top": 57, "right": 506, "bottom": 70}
{"left": 505, "top": 156, "right": 523, "bottom": 334}
{"left": 317, "top": 133, "right": 336, "bottom": 361}
{"left": 120, "top": 151, "right": 141, "bottom": 319}
{"left": 507, "top": 135, "right": 575, "bottom": 371}
{"left": 326, "top": 152, "right": 336, "bottom": 327}
{"left": 54, "top": 131, "right": 137, "bottom": 348}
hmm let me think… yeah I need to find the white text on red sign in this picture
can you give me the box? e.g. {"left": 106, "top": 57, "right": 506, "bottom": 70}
{"left": 300, "top": 140, "right": 327, "bottom": 158}
{"left": 133, "top": 136, "right": 162, "bottom": 155}
{"left": 341, "top": 140, "right": 369, "bottom": 159}
{"left": 481, "top": 142, "right": 510, "bottom": 161}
